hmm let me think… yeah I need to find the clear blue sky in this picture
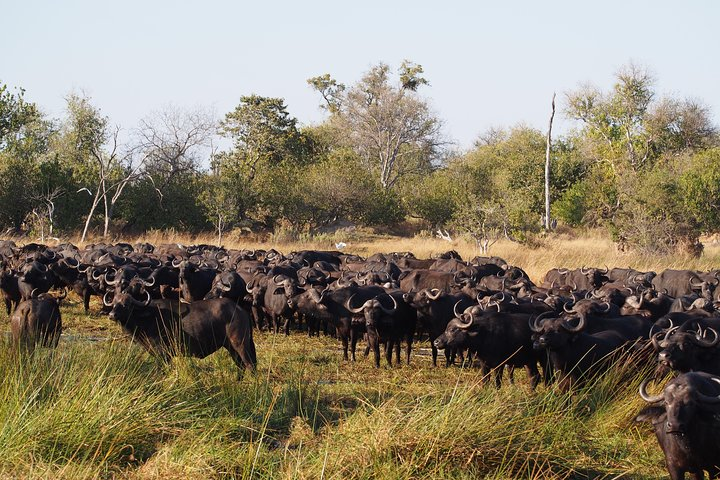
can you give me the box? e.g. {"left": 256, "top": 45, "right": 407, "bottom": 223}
{"left": 3, "top": 0, "right": 718, "bottom": 150}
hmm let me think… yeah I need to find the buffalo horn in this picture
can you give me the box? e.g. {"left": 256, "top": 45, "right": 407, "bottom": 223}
{"left": 693, "top": 327, "right": 720, "bottom": 348}
{"left": 378, "top": 294, "right": 398, "bottom": 314}
{"left": 696, "top": 378, "right": 720, "bottom": 404}
{"left": 346, "top": 294, "right": 370, "bottom": 314}
{"left": 639, "top": 378, "right": 664, "bottom": 403}
{"left": 562, "top": 313, "right": 586, "bottom": 333}
{"left": 529, "top": 310, "right": 555, "bottom": 333}
{"left": 426, "top": 288, "right": 442, "bottom": 300}
{"left": 130, "top": 290, "right": 152, "bottom": 307}
{"left": 453, "top": 300, "right": 463, "bottom": 318}
{"left": 103, "top": 291, "right": 114, "bottom": 306}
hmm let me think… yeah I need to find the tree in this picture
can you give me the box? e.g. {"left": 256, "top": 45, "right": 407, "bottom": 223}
{"left": 566, "top": 62, "right": 716, "bottom": 172}
{"left": 199, "top": 171, "right": 239, "bottom": 245}
{"left": 61, "top": 94, "right": 146, "bottom": 241}
{"left": 309, "top": 62, "right": 445, "bottom": 190}
{"left": 544, "top": 93, "right": 556, "bottom": 230}
{"left": 218, "top": 95, "right": 305, "bottom": 181}
{"left": 0, "top": 82, "right": 54, "bottom": 230}
{"left": 564, "top": 62, "right": 718, "bottom": 252}
{"left": 136, "top": 105, "right": 216, "bottom": 190}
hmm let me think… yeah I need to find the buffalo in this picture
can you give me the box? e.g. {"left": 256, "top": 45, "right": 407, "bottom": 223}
{"left": 637, "top": 372, "right": 720, "bottom": 480}
{"left": 108, "top": 291, "right": 256, "bottom": 377}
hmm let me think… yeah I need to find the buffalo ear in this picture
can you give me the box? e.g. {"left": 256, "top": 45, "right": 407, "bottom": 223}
{"left": 635, "top": 406, "right": 665, "bottom": 423}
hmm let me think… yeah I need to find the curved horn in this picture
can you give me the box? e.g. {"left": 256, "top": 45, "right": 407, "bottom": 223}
{"left": 426, "top": 288, "right": 442, "bottom": 300}
{"left": 273, "top": 274, "right": 284, "bottom": 285}
{"left": 639, "top": 378, "right": 664, "bottom": 403}
{"left": 453, "top": 300, "right": 464, "bottom": 318}
{"left": 598, "top": 302, "right": 611, "bottom": 313}
{"left": 663, "top": 326, "right": 681, "bottom": 342}
{"left": 693, "top": 327, "right": 720, "bottom": 348}
{"left": 457, "top": 313, "right": 475, "bottom": 329}
{"left": 346, "top": 294, "right": 369, "bottom": 314}
{"left": 65, "top": 257, "right": 79, "bottom": 268}
{"left": 580, "top": 265, "right": 591, "bottom": 275}
{"left": 690, "top": 278, "right": 706, "bottom": 288}
{"left": 601, "top": 265, "right": 609, "bottom": 274}
{"left": 696, "top": 378, "right": 720, "bottom": 404}
{"left": 563, "top": 301, "right": 575, "bottom": 314}
{"left": 56, "top": 287, "right": 68, "bottom": 301}
{"left": 529, "top": 310, "right": 555, "bottom": 333}
{"left": 130, "top": 290, "right": 152, "bottom": 307}
{"left": 562, "top": 313, "right": 587, "bottom": 333}
{"left": 104, "top": 272, "right": 119, "bottom": 286}
{"left": 30, "top": 288, "right": 40, "bottom": 298}
{"left": 651, "top": 331, "right": 663, "bottom": 351}
{"left": 141, "top": 276, "right": 156, "bottom": 287}
{"left": 378, "top": 294, "right": 398, "bottom": 314}
{"left": 103, "top": 291, "right": 114, "bottom": 306}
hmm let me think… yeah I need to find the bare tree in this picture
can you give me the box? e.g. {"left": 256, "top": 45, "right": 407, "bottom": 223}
{"left": 544, "top": 93, "right": 556, "bottom": 230}
{"left": 79, "top": 127, "right": 147, "bottom": 242}
{"left": 30, "top": 187, "right": 64, "bottom": 242}
{"left": 136, "top": 105, "right": 216, "bottom": 190}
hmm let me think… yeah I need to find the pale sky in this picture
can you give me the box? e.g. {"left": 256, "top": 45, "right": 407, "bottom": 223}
{"left": 3, "top": 0, "right": 718, "bottom": 151}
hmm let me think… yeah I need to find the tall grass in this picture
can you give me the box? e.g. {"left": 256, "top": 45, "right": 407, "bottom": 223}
{"left": 0, "top": 230, "right": 696, "bottom": 478}
{"left": 0, "top": 330, "right": 669, "bottom": 479}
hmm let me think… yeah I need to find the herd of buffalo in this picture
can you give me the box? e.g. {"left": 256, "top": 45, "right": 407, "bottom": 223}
{"left": 2, "top": 239, "right": 720, "bottom": 478}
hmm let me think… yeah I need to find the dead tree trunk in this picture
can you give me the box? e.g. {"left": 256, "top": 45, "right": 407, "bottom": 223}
{"left": 544, "top": 93, "right": 556, "bottom": 231}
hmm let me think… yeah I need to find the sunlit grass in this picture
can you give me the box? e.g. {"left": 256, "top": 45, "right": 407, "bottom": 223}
{"left": 0, "top": 230, "right": 699, "bottom": 478}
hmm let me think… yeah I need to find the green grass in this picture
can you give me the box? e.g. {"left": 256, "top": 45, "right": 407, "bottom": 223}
{"left": 0, "top": 295, "right": 670, "bottom": 479}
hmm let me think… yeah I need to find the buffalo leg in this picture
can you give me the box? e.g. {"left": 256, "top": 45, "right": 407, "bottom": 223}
{"left": 431, "top": 343, "right": 438, "bottom": 367}
{"left": 405, "top": 334, "right": 413, "bottom": 365}
{"left": 4, "top": 298, "right": 10, "bottom": 315}
{"left": 366, "top": 329, "right": 380, "bottom": 368}
{"left": 494, "top": 365, "right": 503, "bottom": 389}
{"left": 384, "top": 339, "right": 393, "bottom": 366}
{"left": 525, "top": 364, "right": 541, "bottom": 390}
{"left": 341, "top": 335, "right": 349, "bottom": 361}
{"left": 283, "top": 317, "right": 291, "bottom": 336}
{"left": 350, "top": 329, "right": 358, "bottom": 361}
{"left": 225, "top": 328, "right": 257, "bottom": 376}
{"left": 83, "top": 289, "right": 91, "bottom": 313}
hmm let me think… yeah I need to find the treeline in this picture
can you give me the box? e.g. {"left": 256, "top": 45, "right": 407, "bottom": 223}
{"left": 0, "top": 62, "right": 718, "bottom": 253}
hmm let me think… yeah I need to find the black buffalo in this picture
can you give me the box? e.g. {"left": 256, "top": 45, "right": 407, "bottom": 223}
{"left": 108, "top": 292, "right": 256, "bottom": 377}
{"left": 637, "top": 372, "right": 720, "bottom": 480}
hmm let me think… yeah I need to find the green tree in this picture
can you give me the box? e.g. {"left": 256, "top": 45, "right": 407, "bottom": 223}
{"left": 0, "top": 82, "right": 55, "bottom": 230}
{"left": 679, "top": 148, "right": 720, "bottom": 233}
{"left": 218, "top": 95, "right": 306, "bottom": 181}
{"left": 309, "top": 62, "right": 444, "bottom": 190}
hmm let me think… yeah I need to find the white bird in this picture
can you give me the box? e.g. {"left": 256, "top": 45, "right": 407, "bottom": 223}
{"left": 335, "top": 242, "right": 347, "bottom": 250}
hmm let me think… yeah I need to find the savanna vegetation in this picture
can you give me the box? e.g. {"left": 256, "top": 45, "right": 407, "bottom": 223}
{"left": 1, "top": 61, "right": 718, "bottom": 255}
{"left": 2, "top": 60, "right": 719, "bottom": 478}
